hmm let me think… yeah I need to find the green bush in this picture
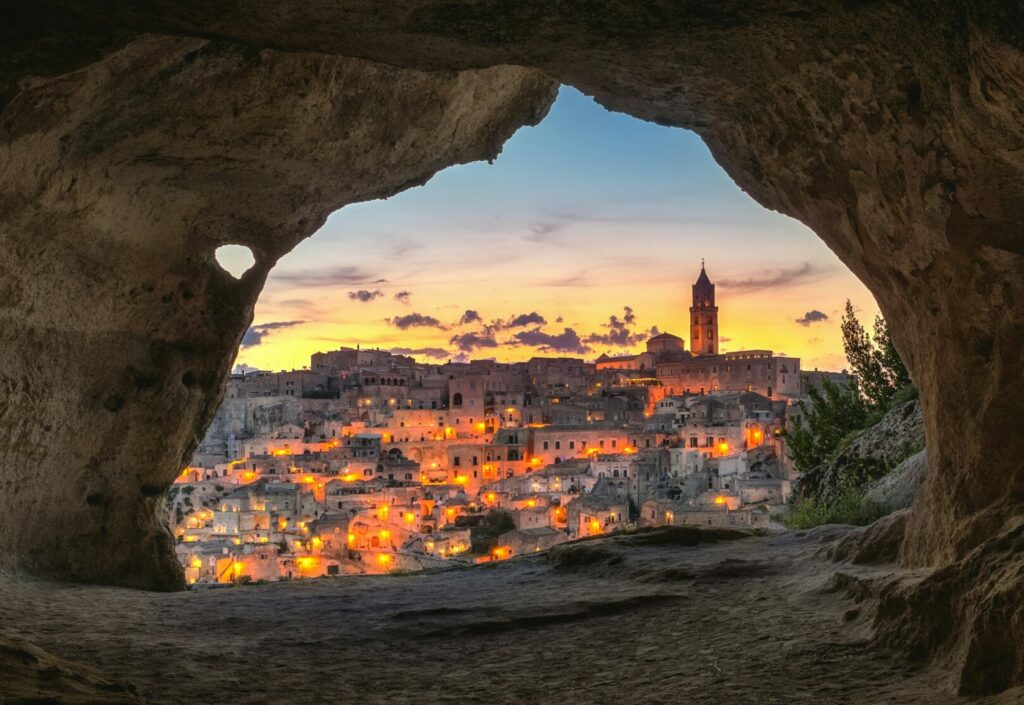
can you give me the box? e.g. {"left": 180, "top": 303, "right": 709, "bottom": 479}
{"left": 890, "top": 383, "right": 919, "bottom": 406}
{"left": 862, "top": 409, "right": 886, "bottom": 428}
{"left": 781, "top": 490, "right": 885, "bottom": 530}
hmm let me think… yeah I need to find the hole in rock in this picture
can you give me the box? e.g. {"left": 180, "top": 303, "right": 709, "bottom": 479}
{"left": 214, "top": 244, "right": 256, "bottom": 279}
{"left": 174, "top": 88, "right": 906, "bottom": 594}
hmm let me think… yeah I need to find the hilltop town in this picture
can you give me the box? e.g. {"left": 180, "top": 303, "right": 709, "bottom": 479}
{"left": 172, "top": 265, "right": 848, "bottom": 583}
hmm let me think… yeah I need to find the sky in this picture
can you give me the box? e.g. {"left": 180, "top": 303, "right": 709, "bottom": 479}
{"left": 226, "top": 86, "right": 877, "bottom": 373}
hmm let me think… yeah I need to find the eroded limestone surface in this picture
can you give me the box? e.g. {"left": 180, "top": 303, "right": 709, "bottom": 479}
{"left": 0, "top": 35, "right": 556, "bottom": 589}
{"left": 2, "top": 1, "right": 1023, "bottom": 696}
{"left": 0, "top": 530, "right": 1021, "bottom": 705}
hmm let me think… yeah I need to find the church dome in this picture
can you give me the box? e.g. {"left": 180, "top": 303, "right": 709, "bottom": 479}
{"left": 647, "top": 331, "right": 685, "bottom": 354}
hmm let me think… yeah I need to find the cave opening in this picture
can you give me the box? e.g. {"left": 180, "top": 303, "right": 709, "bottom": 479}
{"left": 174, "top": 85, "right": 880, "bottom": 582}
{"left": 3, "top": 5, "right": 1024, "bottom": 701}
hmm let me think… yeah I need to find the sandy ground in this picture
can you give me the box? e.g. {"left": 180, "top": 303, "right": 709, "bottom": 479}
{"left": 1, "top": 528, "right": 1021, "bottom": 705}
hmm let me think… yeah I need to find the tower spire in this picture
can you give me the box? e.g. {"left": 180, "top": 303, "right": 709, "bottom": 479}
{"left": 690, "top": 261, "right": 718, "bottom": 356}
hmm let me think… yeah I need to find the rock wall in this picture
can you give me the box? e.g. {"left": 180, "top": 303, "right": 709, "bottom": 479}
{"left": 2, "top": 0, "right": 1023, "bottom": 694}
{"left": 862, "top": 449, "right": 928, "bottom": 515}
{"left": 796, "top": 399, "right": 924, "bottom": 506}
{"left": 0, "top": 35, "right": 557, "bottom": 588}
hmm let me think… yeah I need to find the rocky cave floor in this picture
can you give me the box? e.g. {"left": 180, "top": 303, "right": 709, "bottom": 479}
{"left": 2, "top": 527, "right": 1021, "bottom": 705}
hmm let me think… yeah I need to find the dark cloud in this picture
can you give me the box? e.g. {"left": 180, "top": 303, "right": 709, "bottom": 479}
{"left": 718, "top": 262, "right": 831, "bottom": 293}
{"left": 347, "top": 289, "right": 383, "bottom": 303}
{"left": 388, "top": 313, "right": 447, "bottom": 330}
{"left": 459, "top": 310, "right": 482, "bottom": 325}
{"left": 556, "top": 316, "right": 564, "bottom": 323}
{"left": 450, "top": 332, "right": 499, "bottom": 352}
{"left": 513, "top": 327, "right": 590, "bottom": 354}
{"left": 795, "top": 309, "right": 830, "bottom": 326}
{"left": 275, "top": 266, "right": 385, "bottom": 288}
{"left": 389, "top": 346, "right": 450, "bottom": 360}
{"left": 240, "top": 320, "right": 305, "bottom": 348}
{"left": 394, "top": 291, "right": 412, "bottom": 305}
{"left": 584, "top": 307, "right": 654, "bottom": 347}
{"left": 504, "top": 312, "right": 547, "bottom": 329}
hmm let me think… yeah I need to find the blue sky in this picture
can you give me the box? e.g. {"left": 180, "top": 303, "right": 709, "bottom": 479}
{"left": 233, "top": 86, "right": 875, "bottom": 372}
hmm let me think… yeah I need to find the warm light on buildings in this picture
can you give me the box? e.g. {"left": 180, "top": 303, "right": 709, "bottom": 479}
{"left": 190, "top": 558, "right": 202, "bottom": 569}
{"left": 717, "top": 441, "right": 730, "bottom": 454}
{"left": 455, "top": 475, "right": 468, "bottom": 485}
{"left": 296, "top": 556, "right": 318, "bottom": 570}
{"left": 589, "top": 519, "right": 601, "bottom": 532}
{"left": 347, "top": 532, "right": 356, "bottom": 545}
{"left": 714, "top": 496, "right": 727, "bottom": 505}
{"left": 492, "top": 546, "right": 510, "bottom": 560}
{"left": 404, "top": 512, "right": 415, "bottom": 523}
{"left": 377, "top": 553, "right": 392, "bottom": 566}
{"left": 475, "top": 422, "right": 486, "bottom": 432}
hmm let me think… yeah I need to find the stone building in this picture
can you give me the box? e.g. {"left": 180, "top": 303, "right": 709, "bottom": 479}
{"left": 690, "top": 261, "right": 720, "bottom": 356}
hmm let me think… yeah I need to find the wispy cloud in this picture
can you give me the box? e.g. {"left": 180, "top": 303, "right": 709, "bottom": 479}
{"left": 394, "top": 291, "right": 412, "bottom": 305}
{"left": 718, "top": 262, "right": 831, "bottom": 293}
{"left": 275, "top": 266, "right": 385, "bottom": 288}
{"left": 390, "top": 241, "right": 423, "bottom": 258}
{"left": 541, "top": 271, "right": 591, "bottom": 287}
{"left": 523, "top": 221, "right": 565, "bottom": 244}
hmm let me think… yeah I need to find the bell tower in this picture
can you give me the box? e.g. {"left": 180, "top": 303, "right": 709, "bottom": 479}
{"left": 689, "top": 260, "right": 719, "bottom": 355}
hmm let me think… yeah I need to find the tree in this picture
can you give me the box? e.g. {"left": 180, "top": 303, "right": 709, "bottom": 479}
{"left": 783, "top": 376, "right": 868, "bottom": 473}
{"left": 872, "top": 314, "right": 913, "bottom": 393}
{"left": 841, "top": 300, "right": 912, "bottom": 410}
